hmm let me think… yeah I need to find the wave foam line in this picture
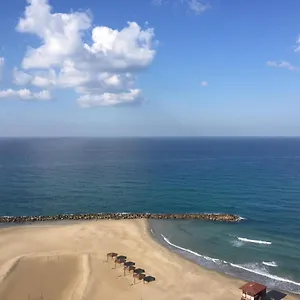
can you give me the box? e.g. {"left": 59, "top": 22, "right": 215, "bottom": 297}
{"left": 238, "top": 237, "right": 272, "bottom": 245}
{"left": 161, "top": 234, "right": 221, "bottom": 263}
{"left": 161, "top": 234, "right": 300, "bottom": 292}
{"left": 263, "top": 261, "right": 278, "bottom": 267}
{"left": 230, "top": 263, "right": 300, "bottom": 289}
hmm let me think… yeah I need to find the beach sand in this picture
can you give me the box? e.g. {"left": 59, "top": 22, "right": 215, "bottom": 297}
{"left": 0, "top": 220, "right": 298, "bottom": 300}
{"left": 0, "top": 254, "right": 81, "bottom": 300}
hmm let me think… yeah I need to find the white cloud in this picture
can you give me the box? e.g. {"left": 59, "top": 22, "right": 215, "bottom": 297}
{"left": 17, "top": 0, "right": 91, "bottom": 69}
{"left": 31, "top": 69, "right": 57, "bottom": 88}
{"left": 266, "top": 61, "right": 299, "bottom": 72}
{"left": 187, "top": 0, "right": 210, "bottom": 15}
{"left": 84, "top": 22, "right": 155, "bottom": 72}
{"left": 13, "top": 68, "right": 32, "bottom": 85}
{"left": 152, "top": 0, "right": 210, "bottom": 15}
{"left": 78, "top": 89, "right": 142, "bottom": 107}
{"left": 200, "top": 80, "right": 208, "bottom": 87}
{"left": 0, "top": 57, "right": 4, "bottom": 80}
{"left": 0, "top": 88, "right": 51, "bottom": 100}
{"left": 295, "top": 36, "right": 300, "bottom": 52}
{"left": 8, "top": 0, "right": 157, "bottom": 107}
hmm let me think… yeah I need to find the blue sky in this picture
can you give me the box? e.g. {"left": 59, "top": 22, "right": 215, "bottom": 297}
{"left": 0, "top": 0, "right": 299, "bottom": 136}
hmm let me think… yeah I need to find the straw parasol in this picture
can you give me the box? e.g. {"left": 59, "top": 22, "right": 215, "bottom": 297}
{"left": 117, "top": 255, "right": 127, "bottom": 260}
{"left": 133, "top": 272, "right": 146, "bottom": 284}
{"left": 133, "top": 268, "right": 145, "bottom": 284}
{"left": 114, "top": 256, "right": 127, "bottom": 269}
{"left": 106, "top": 252, "right": 118, "bottom": 262}
{"left": 134, "top": 268, "right": 145, "bottom": 274}
{"left": 143, "top": 275, "right": 156, "bottom": 284}
{"left": 123, "top": 261, "right": 135, "bottom": 276}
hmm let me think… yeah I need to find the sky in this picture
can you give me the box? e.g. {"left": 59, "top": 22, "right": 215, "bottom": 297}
{"left": 0, "top": 0, "right": 300, "bottom": 137}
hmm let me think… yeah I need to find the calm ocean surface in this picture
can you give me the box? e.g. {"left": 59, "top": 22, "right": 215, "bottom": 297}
{"left": 0, "top": 137, "right": 300, "bottom": 294}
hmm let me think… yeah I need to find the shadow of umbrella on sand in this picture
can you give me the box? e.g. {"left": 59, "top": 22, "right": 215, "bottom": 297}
{"left": 124, "top": 261, "right": 135, "bottom": 276}
{"left": 133, "top": 268, "right": 145, "bottom": 284}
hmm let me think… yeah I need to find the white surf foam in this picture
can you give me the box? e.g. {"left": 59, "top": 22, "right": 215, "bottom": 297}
{"left": 230, "top": 263, "right": 300, "bottom": 289}
{"left": 263, "top": 261, "right": 278, "bottom": 267}
{"left": 231, "top": 239, "right": 244, "bottom": 247}
{"left": 160, "top": 234, "right": 221, "bottom": 264}
{"left": 160, "top": 234, "right": 300, "bottom": 293}
{"left": 237, "top": 237, "right": 272, "bottom": 245}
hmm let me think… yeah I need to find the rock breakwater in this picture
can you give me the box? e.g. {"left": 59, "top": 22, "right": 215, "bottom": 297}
{"left": 0, "top": 213, "right": 242, "bottom": 224}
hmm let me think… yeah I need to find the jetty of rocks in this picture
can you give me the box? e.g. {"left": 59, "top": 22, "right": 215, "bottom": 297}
{"left": 0, "top": 213, "right": 242, "bottom": 224}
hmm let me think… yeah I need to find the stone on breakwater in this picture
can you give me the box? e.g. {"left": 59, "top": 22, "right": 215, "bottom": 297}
{"left": 0, "top": 213, "right": 242, "bottom": 224}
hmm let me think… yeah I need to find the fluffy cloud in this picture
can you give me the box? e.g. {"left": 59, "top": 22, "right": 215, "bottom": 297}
{"left": 17, "top": 0, "right": 91, "bottom": 69}
{"left": 200, "top": 80, "right": 208, "bottom": 87}
{"left": 78, "top": 89, "right": 142, "bottom": 107}
{"left": 13, "top": 68, "right": 33, "bottom": 85}
{"left": 0, "top": 89, "right": 51, "bottom": 100}
{"left": 7, "top": 0, "right": 156, "bottom": 107}
{"left": 266, "top": 61, "right": 299, "bottom": 72}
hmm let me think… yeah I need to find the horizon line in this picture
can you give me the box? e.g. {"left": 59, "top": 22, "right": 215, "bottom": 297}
{"left": 0, "top": 136, "right": 300, "bottom": 139}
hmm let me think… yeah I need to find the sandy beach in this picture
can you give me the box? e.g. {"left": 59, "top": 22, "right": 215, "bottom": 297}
{"left": 0, "top": 220, "right": 298, "bottom": 300}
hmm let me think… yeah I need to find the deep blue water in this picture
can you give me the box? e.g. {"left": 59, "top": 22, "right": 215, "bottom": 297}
{"left": 0, "top": 137, "right": 300, "bottom": 294}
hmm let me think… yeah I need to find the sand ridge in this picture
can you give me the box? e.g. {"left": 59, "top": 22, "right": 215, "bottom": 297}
{"left": 0, "top": 220, "right": 298, "bottom": 300}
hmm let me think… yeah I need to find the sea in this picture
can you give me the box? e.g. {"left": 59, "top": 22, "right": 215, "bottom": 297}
{"left": 0, "top": 137, "right": 300, "bottom": 294}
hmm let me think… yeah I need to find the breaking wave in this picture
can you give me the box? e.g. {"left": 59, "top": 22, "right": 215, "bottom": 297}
{"left": 230, "top": 263, "right": 300, "bottom": 288}
{"left": 161, "top": 234, "right": 221, "bottom": 263}
{"left": 262, "top": 261, "right": 278, "bottom": 267}
{"left": 159, "top": 234, "right": 300, "bottom": 294}
{"left": 237, "top": 237, "right": 272, "bottom": 245}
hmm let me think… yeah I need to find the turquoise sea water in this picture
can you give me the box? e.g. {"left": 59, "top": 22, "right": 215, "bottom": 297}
{"left": 0, "top": 137, "right": 299, "bottom": 294}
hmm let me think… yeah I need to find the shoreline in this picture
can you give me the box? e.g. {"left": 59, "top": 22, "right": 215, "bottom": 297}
{"left": 146, "top": 220, "right": 300, "bottom": 296}
{"left": 144, "top": 220, "right": 243, "bottom": 281}
{"left": 0, "top": 220, "right": 299, "bottom": 300}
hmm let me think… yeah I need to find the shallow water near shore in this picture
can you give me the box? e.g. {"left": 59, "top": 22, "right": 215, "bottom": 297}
{"left": 0, "top": 137, "right": 300, "bottom": 294}
{"left": 149, "top": 219, "right": 300, "bottom": 294}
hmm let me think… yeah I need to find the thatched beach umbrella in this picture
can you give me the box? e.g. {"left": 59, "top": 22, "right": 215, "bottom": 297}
{"left": 106, "top": 252, "right": 118, "bottom": 262}
{"left": 133, "top": 272, "right": 146, "bottom": 284}
{"left": 134, "top": 268, "right": 145, "bottom": 274}
{"left": 143, "top": 275, "right": 156, "bottom": 284}
{"left": 117, "top": 255, "right": 127, "bottom": 260}
{"left": 114, "top": 257, "right": 126, "bottom": 269}
{"left": 133, "top": 268, "right": 145, "bottom": 284}
{"left": 123, "top": 261, "right": 135, "bottom": 275}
